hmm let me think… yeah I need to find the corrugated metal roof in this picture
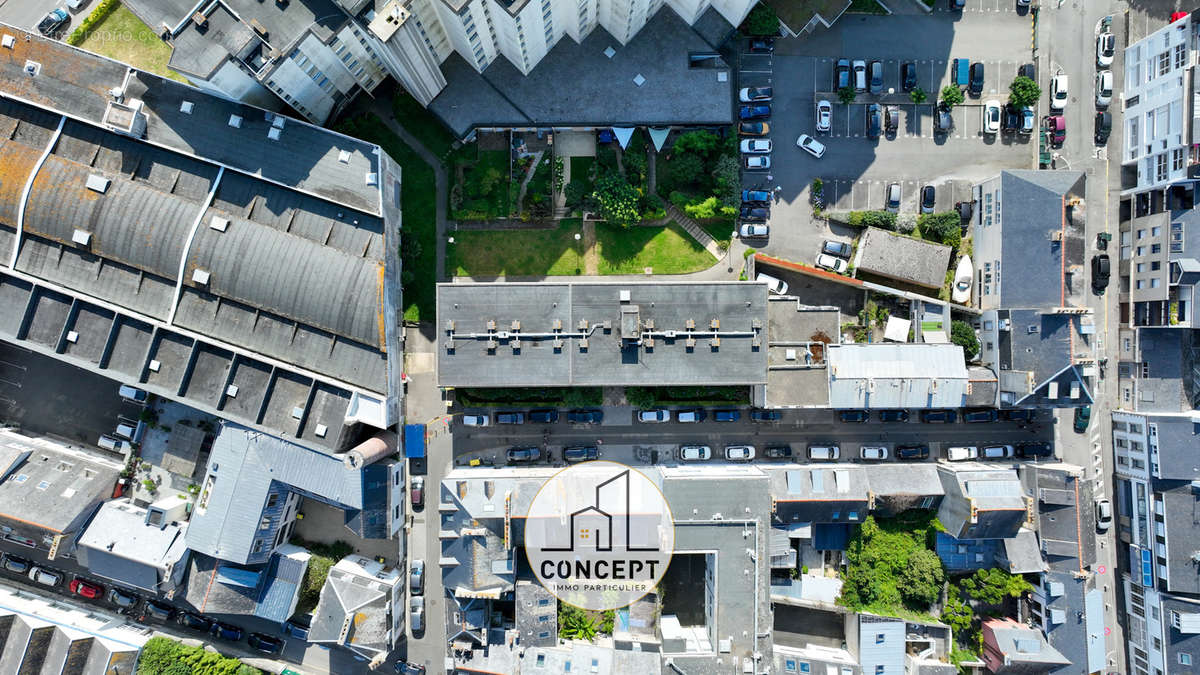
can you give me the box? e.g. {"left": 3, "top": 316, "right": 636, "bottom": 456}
{"left": 828, "top": 343, "right": 969, "bottom": 409}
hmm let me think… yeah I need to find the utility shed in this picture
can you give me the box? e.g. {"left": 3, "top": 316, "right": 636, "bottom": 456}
{"left": 857, "top": 228, "right": 953, "bottom": 289}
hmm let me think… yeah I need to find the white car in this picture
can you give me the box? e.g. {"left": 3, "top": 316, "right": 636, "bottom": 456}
{"left": 796, "top": 134, "right": 826, "bottom": 158}
{"left": 1095, "top": 498, "right": 1112, "bottom": 532}
{"left": 740, "top": 139, "right": 772, "bottom": 153}
{"left": 815, "top": 253, "right": 847, "bottom": 274}
{"left": 982, "top": 445, "right": 1014, "bottom": 459}
{"left": 739, "top": 223, "right": 769, "bottom": 238}
{"left": 757, "top": 273, "right": 788, "bottom": 295}
{"left": 947, "top": 446, "right": 978, "bottom": 461}
{"left": 679, "top": 445, "right": 712, "bottom": 461}
{"left": 1095, "top": 70, "right": 1112, "bottom": 108}
{"left": 816, "top": 100, "right": 832, "bottom": 132}
{"left": 462, "top": 414, "right": 489, "bottom": 427}
{"left": 860, "top": 446, "right": 888, "bottom": 461}
{"left": 1096, "top": 32, "right": 1115, "bottom": 68}
{"left": 1050, "top": 74, "right": 1068, "bottom": 110}
{"left": 744, "top": 155, "right": 771, "bottom": 170}
{"left": 638, "top": 409, "right": 669, "bottom": 423}
{"left": 981, "top": 100, "right": 1002, "bottom": 134}
{"left": 725, "top": 445, "right": 755, "bottom": 461}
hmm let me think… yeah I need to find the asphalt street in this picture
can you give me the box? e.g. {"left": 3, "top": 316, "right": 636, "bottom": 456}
{"left": 0, "top": 0, "right": 79, "bottom": 36}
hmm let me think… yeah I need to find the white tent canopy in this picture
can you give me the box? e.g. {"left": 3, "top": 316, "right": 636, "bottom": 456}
{"left": 648, "top": 127, "right": 671, "bottom": 151}
{"left": 612, "top": 127, "right": 636, "bottom": 149}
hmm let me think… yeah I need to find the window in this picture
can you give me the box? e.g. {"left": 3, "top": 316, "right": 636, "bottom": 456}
{"left": 536, "top": 654, "right": 545, "bottom": 666}
{"left": 1138, "top": 229, "right": 1146, "bottom": 239}
{"left": 259, "top": 516, "right": 272, "bottom": 530}
{"left": 831, "top": 511, "right": 840, "bottom": 520}
{"left": 1180, "top": 653, "right": 1192, "bottom": 666}
{"left": 1137, "top": 280, "right": 1145, "bottom": 289}
{"left": 1137, "top": 263, "right": 1145, "bottom": 273}
{"left": 1152, "top": 261, "right": 1161, "bottom": 271}
{"left": 1176, "top": 43, "right": 1187, "bottom": 68}
{"left": 1151, "top": 278, "right": 1161, "bottom": 288}
{"left": 538, "top": 631, "right": 550, "bottom": 639}
{"left": 266, "top": 493, "right": 278, "bottom": 509}
{"left": 538, "top": 597, "right": 550, "bottom": 606}
{"left": 799, "top": 664, "right": 810, "bottom": 674}
{"left": 538, "top": 614, "right": 549, "bottom": 622}
{"left": 785, "top": 660, "right": 797, "bottom": 674}
{"left": 876, "top": 633, "right": 886, "bottom": 644}
{"left": 1159, "top": 51, "right": 1171, "bottom": 75}
{"left": 1157, "top": 153, "right": 1169, "bottom": 181}
{"left": 1137, "top": 246, "right": 1146, "bottom": 256}
{"left": 876, "top": 667, "right": 885, "bottom": 675}
{"left": 1152, "top": 225, "right": 1162, "bottom": 237}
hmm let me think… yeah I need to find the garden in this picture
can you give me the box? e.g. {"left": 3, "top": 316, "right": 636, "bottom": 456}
{"left": 69, "top": 1, "right": 187, "bottom": 82}
{"left": 136, "top": 636, "right": 260, "bottom": 675}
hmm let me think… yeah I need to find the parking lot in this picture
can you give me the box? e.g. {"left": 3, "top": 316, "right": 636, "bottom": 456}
{"left": 733, "top": 8, "right": 1037, "bottom": 267}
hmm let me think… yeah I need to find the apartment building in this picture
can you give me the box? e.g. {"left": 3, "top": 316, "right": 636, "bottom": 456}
{"left": 1121, "top": 199, "right": 1200, "bottom": 328}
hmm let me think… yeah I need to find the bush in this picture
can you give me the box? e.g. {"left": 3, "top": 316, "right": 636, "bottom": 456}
{"left": 918, "top": 211, "right": 961, "bottom": 244}
{"left": 565, "top": 179, "right": 593, "bottom": 210}
{"left": 900, "top": 549, "right": 945, "bottom": 607}
{"left": 837, "top": 86, "right": 857, "bottom": 105}
{"left": 593, "top": 173, "right": 642, "bottom": 228}
{"left": 66, "top": 0, "right": 120, "bottom": 46}
{"left": 712, "top": 155, "right": 742, "bottom": 207}
{"left": 564, "top": 387, "right": 604, "bottom": 407}
{"left": 743, "top": 3, "right": 779, "bottom": 35}
{"left": 896, "top": 213, "right": 917, "bottom": 234}
{"left": 673, "top": 130, "right": 722, "bottom": 158}
{"left": 950, "top": 320, "right": 980, "bottom": 360}
{"left": 684, "top": 196, "right": 721, "bottom": 219}
{"left": 909, "top": 87, "right": 927, "bottom": 104}
{"left": 137, "top": 637, "right": 262, "bottom": 675}
{"left": 625, "top": 387, "right": 657, "bottom": 409}
{"left": 941, "top": 85, "right": 965, "bottom": 107}
{"left": 667, "top": 153, "right": 706, "bottom": 187}
{"left": 847, "top": 210, "right": 897, "bottom": 230}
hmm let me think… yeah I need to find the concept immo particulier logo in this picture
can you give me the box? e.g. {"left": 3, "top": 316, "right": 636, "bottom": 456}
{"left": 525, "top": 461, "right": 674, "bottom": 611}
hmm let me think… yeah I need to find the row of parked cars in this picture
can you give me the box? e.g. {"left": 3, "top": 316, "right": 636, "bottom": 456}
{"left": 462, "top": 409, "right": 602, "bottom": 426}
{"left": 672, "top": 441, "right": 1052, "bottom": 462}
{"left": 636, "top": 408, "right": 780, "bottom": 423}
{"left": 836, "top": 408, "right": 1035, "bottom": 423}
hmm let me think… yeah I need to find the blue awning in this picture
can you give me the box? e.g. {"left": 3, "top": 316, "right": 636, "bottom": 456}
{"left": 612, "top": 127, "right": 636, "bottom": 149}
{"left": 404, "top": 424, "right": 426, "bottom": 458}
{"left": 812, "top": 523, "right": 850, "bottom": 550}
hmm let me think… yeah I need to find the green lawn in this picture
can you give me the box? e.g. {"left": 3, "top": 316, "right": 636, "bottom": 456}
{"left": 700, "top": 220, "right": 736, "bottom": 249}
{"left": 570, "top": 156, "right": 595, "bottom": 183}
{"left": 74, "top": 4, "right": 187, "bottom": 82}
{"left": 392, "top": 91, "right": 458, "bottom": 159}
{"left": 334, "top": 114, "right": 437, "bottom": 322}
{"left": 595, "top": 222, "right": 716, "bottom": 275}
{"left": 448, "top": 220, "right": 585, "bottom": 277}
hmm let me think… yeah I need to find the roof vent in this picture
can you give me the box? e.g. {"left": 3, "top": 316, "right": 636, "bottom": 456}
{"left": 192, "top": 12, "right": 207, "bottom": 28}
{"left": 226, "top": 384, "right": 239, "bottom": 398}
{"left": 228, "top": 114, "right": 242, "bottom": 128}
{"left": 365, "top": 172, "right": 378, "bottom": 186}
{"left": 1027, "top": 325, "right": 1039, "bottom": 334}
{"left": 1, "top": 35, "right": 14, "bottom": 49}
{"left": 148, "top": 359, "right": 161, "bottom": 373}
{"left": 267, "top": 127, "right": 282, "bottom": 141}
{"left": 338, "top": 150, "right": 351, "bottom": 163}
{"left": 619, "top": 289, "right": 631, "bottom": 303}
{"left": 23, "top": 60, "right": 40, "bottom": 77}
{"left": 272, "top": 115, "right": 285, "bottom": 130}
{"left": 192, "top": 269, "right": 210, "bottom": 285}
{"left": 209, "top": 216, "right": 229, "bottom": 232}
{"left": 315, "top": 424, "right": 328, "bottom": 438}
{"left": 85, "top": 175, "right": 110, "bottom": 193}
{"left": 180, "top": 101, "right": 194, "bottom": 114}
{"left": 66, "top": 331, "right": 79, "bottom": 344}
{"left": 71, "top": 229, "right": 91, "bottom": 246}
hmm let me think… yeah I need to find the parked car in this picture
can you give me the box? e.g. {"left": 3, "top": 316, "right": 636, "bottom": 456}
{"left": 410, "top": 476, "right": 424, "bottom": 510}
{"left": 968, "top": 62, "right": 985, "bottom": 97}
{"left": 835, "top": 58, "right": 851, "bottom": 90}
{"left": 796, "top": 134, "right": 826, "bottom": 158}
{"left": 248, "top": 633, "right": 284, "bottom": 654}
{"left": 920, "top": 185, "right": 936, "bottom": 214}
{"left": 495, "top": 411, "right": 524, "bottom": 424}
{"left": 28, "top": 567, "right": 61, "bottom": 587}
{"left": 739, "top": 86, "right": 773, "bottom": 102}
{"left": 866, "top": 104, "right": 882, "bottom": 139}
{"left": 462, "top": 414, "right": 489, "bottom": 427}
{"left": 757, "top": 273, "right": 789, "bottom": 295}
{"left": 742, "top": 189, "right": 771, "bottom": 204}
{"left": 725, "top": 445, "right": 755, "bottom": 461}
{"left": 741, "top": 223, "right": 769, "bottom": 239}
{"left": 1019, "top": 106, "right": 1036, "bottom": 134}
{"left": 396, "top": 663, "right": 427, "bottom": 675}
{"left": 838, "top": 410, "right": 869, "bottom": 423}
{"left": 740, "top": 139, "right": 773, "bottom": 153}
{"left": 69, "top": 578, "right": 103, "bottom": 599}
{"left": 37, "top": 8, "right": 69, "bottom": 35}
{"left": 529, "top": 409, "right": 559, "bottom": 423}
{"left": 210, "top": 621, "right": 244, "bottom": 642}
{"left": 118, "top": 384, "right": 148, "bottom": 403}
{"left": 1095, "top": 70, "right": 1112, "bottom": 108}
{"left": 868, "top": 60, "right": 884, "bottom": 95}
{"left": 506, "top": 447, "right": 541, "bottom": 463}
{"left": 749, "top": 38, "right": 774, "bottom": 53}
{"left": 567, "top": 409, "right": 603, "bottom": 424}
{"left": 1092, "top": 254, "right": 1111, "bottom": 292}
{"left": 410, "top": 596, "right": 425, "bottom": 633}
{"left": 1001, "top": 409, "right": 1034, "bottom": 422}
{"left": 885, "top": 182, "right": 901, "bottom": 212}
{"left": 1001, "top": 106, "right": 1021, "bottom": 134}
{"left": 982, "top": 99, "right": 1002, "bottom": 134}
{"left": 739, "top": 105, "right": 771, "bottom": 120}
{"left": 808, "top": 445, "right": 840, "bottom": 461}
{"left": 110, "top": 588, "right": 137, "bottom": 608}
{"left": 895, "top": 444, "right": 930, "bottom": 460}
{"left": 822, "top": 240, "right": 852, "bottom": 258}
{"left": 1018, "top": 63, "right": 1035, "bottom": 80}
{"left": 963, "top": 408, "right": 999, "bottom": 423}
{"left": 901, "top": 62, "right": 917, "bottom": 92}
{"left": 714, "top": 410, "right": 741, "bottom": 422}
{"left": 751, "top": 409, "right": 782, "bottom": 422}
{"left": 982, "top": 445, "right": 1014, "bottom": 459}
{"left": 935, "top": 102, "right": 953, "bottom": 134}
{"left": 1095, "top": 498, "right": 1113, "bottom": 531}
{"left": 949, "top": 0, "right": 965, "bottom": 9}
{"left": 740, "top": 206, "right": 769, "bottom": 221}
{"left": 1073, "top": 405, "right": 1092, "bottom": 433}
{"left": 860, "top": 446, "right": 888, "bottom": 461}
{"left": 879, "top": 410, "right": 909, "bottom": 422}
{"left": 676, "top": 409, "right": 706, "bottom": 423}
{"left": 1095, "top": 111, "right": 1112, "bottom": 144}
{"left": 564, "top": 446, "right": 599, "bottom": 462}
{"left": 920, "top": 409, "right": 957, "bottom": 423}
{"left": 815, "top": 253, "right": 847, "bottom": 274}
{"left": 178, "top": 612, "right": 211, "bottom": 631}
{"left": 1045, "top": 115, "right": 1066, "bottom": 145}
{"left": 1050, "top": 74, "right": 1068, "bottom": 110}
{"left": 744, "top": 155, "right": 771, "bottom": 170}
{"left": 852, "top": 60, "right": 867, "bottom": 92}
{"left": 739, "top": 121, "right": 769, "bottom": 136}
{"left": 947, "top": 446, "right": 978, "bottom": 461}
{"left": 765, "top": 445, "right": 793, "bottom": 458}
{"left": 2, "top": 554, "right": 31, "bottom": 574}
{"left": 146, "top": 600, "right": 174, "bottom": 621}
{"left": 1017, "top": 441, "right": 1053, "bottom": 458}
{"left": 410, "top": 559, "right": 425, "bottom": 595}
{"left": 1096, "top": 32, "right": 1115, "bottom": 67}
{"left": 816, "top": 100, "right": 833, "bottom": 132}
{"left": 679, "top": 445, "right": 712, "bottom": 461}
{"left": 883, "top": 106, "right": 899, "bottom": 135}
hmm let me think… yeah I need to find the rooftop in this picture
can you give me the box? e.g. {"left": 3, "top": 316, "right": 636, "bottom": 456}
{"left": 76, "top": 501, "right": 188, "bottom": 593}
{"left": 982, "top": 618, "right": 1070, "bottom": 671}
{"left": 995, "top": 171, "right": 1087, "bottom": 309}
{"left": 427, "top": 7, "right": 733, "bottom": 137}
{"left": 1020, "top": 463, "right": 1093, "bottom": 572}
{"left": 998, "top": 309, "right": 1092, "bottom": 407}
{"left": 181, "top": 547, "right": 309, "bottom": 623}
{"left": 827, "top": 343, "right": 968, "bottom": 409}
{"left": 936, "top": 464, "right": 1029, "bottom": 540}
{"left": 856, "top": 229, "right": 953, "bottom": 290}
{"left": 309, "top": 555, "right": 402, "bottom": 655}
{"left": 436, "top": 281, "right": 768, "bottom": 387}
{"left": 0, "top": 429, "right": 122, "bottom": 534}
{"left": 1134, "top": 327, "right": 1198, "bottom": 413}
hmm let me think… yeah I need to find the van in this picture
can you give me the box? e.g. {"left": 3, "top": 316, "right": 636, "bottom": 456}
{"left": 28, "top": 566, "right": 61, "bottom": 587}
{"left": 808, "top": 445, "right": 840, "bottom": 461}
{"left": 757, "top": 273, "right": 789, "bottom": 295}
{"left": 97, "top": 435, "right": 131, "bottom": 453}
{"left": 947, "top": 446, "right": 978, "bottom": 461}
{"left": 118, "top": 384, "right": 148, "bottom": 404}
{"left": 952, "top": 59, "right": 969, "bottom": 87}
{"left": 982, "top": 445, "right": 1014, "bottom": 459}
{"left": 676, "top": 409, "right": 706, "bottom": 423}
{"left": 113, "top": 417, "right": 145, "bottom": 442}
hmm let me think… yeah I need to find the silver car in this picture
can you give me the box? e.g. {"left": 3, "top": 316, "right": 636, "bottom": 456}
{"left": 410, "top": 596, "right": 425, "bottom": 633}
{"left": 816, "top": 100, "right": 832, "bottom": 132}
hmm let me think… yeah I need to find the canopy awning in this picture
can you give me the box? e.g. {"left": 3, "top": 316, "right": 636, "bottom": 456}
{"left": 612, "top": 127, "right": 636, "bottom": 149}
{"left": 648, "top": 127, "right": 671, "bottom": 151}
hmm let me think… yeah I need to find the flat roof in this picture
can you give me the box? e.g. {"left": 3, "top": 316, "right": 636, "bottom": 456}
{"left": 0, "top": 430, "right": 122, "bottom": 533}
{"left": 437, "top": 282, "right": 768, "bottom": 387}
{"left": 827, "top": 343, "right": 969, "bottom": 409}
{"left": 856, "top": 229, "right": 953, "bottom": 290}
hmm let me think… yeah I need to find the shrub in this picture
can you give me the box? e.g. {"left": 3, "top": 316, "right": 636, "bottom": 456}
{"left": 847, "top": 210, "right": 897, "bottom": 230}
{"left": 837, "top": 86, "right": 857, "bottom": 105}
{"left": 959, "top": 567, "right": 1033, "bottom": 605}
{"left": 941, "top": 85, "right": 965, "bottom": 107}
{"left": 918, "top": 211, "right": 961, "bottom": 244}
{"left": 909, "top": 87, "right": 927, "bottom": 104}
{"left": 66, "top": 0, "right": 120, "bottom": 46}
{"left": 667, "top": 153, "right": 706, "bottom": 187}
{"left": 565, "top": 179, "right": 592, "bottom": 209}
{"left": 137, "top": 637, "right": 262, "bottom": 675}
{"left": 672, "top": 130, "right": 722, "bottom": 158}
{"left": 896, "top": 213, "right": 917, "bottom": 234}
{"left": 950, "top": 320, "right": 980, "bottom": 360}
{"left": 593, "top": 173, "right": 642, "bottom": 228}
{"left": 712, "top": 155, "right": 742, "bottom": 207}
{"left": 625, "top": 387, "right": 657, "bottom": 409}
{"left": 684, "top": 196, "right": 722, "bottom": 219}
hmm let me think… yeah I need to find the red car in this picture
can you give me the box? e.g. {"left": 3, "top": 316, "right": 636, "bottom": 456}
{"left": 1044, "top": 115, "right": 1066, "bottom": 146}
{"left": 69, "top": 579, "right": 103, "bottom": 599}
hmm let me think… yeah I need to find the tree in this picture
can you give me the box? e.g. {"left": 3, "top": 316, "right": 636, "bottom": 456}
{"left": 837, "top": 86, "right": 857, "bottom": 105}
{"left": 950, "top": 320, "right": 980, "bottom": 360}
{"left": 711, "top": 154, "right": 742, "bottom": 207}
{"left": 941, "top": 85, "right": 965, "bottom": 107}
{"left": 959, "top": 568, "right": 1033, "bottom": 605}
{"left": 909, "top": 87, "right": 927, "bottom": 104}
{"left": 593, "top": 173, "right": 642, "bottom": 228}
{"left": 743, "top": 3, "right": 779, "bottom": 36}
{"left": 940, "top": 586, "right": 974, "bottom": 636}
{"left": 672, "top": 130, "right": 721, "bottom": 158}
{"left": 559, "top": 602, "right": 598, "bottom": 641}
{"left": 667, "top": 153, "right": 706, "bottom": 187}
{"left": 899, "top": 549, "right": 945, "bottom": 607}
{"left": 1008, "top": 75, "right": 1041, "bottom": 108}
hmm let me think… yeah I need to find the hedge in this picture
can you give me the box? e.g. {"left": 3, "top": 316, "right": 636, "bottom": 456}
{"left": 66, "top": 0, "right": 121, "bottom": 46}
{"left": 845, "top": 210, "right": 897, "bottom": 230}
{"left": 137, "top": 637, "right": 261, "bottom": 675}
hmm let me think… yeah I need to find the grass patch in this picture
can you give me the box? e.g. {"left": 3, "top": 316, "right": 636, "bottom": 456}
{"left": 334, "top": 114, "right": 436, "bottom": 322}
{"left": 700, "top": 220, "right": 736, "bottom": 249}
{"left": 454, "top": 149, "right": 513, "bottom": 219}
{"left": 847, "top": 0, "right": 888, "bottom": 13}
{"left": 74, "top": 4, "right": 187, "bottom": 82}
{"left": 570, "top": 156, "right": 595, "bottom": 183}
{"left": 392, "top": 91, "right": 457, "bottom": 159}
{"left": 595, "top": 222, "right": 716, "bottom": 275}
{"left": 448, "top": 220, "right": 585, "bottom": 277}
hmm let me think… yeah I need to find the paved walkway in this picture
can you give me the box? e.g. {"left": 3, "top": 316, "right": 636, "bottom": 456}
{"left": 582, "top": 220, "right": 599, "bottom": 274}
{"left": 370, "top": 98, "right": 451, "bottom": 282}
{"left": 516, "top": 150, "right": 544, "bottom": 212}
{"left": 664, "top": 203, "right": 724, "bottom": 259}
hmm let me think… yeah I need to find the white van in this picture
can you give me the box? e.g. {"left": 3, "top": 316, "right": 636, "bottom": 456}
{"left": 28, "top": 566, "right": 61, "bottom": 586}
{"left": 808, "top": 445, "right": 840, "bottom": 461}
{"left": 982, "top": 445, "right": 1014, "bottom": 459}
{"left": 118, "top": 384, "right": 148, "bottom": 403}
{"left": 97, "top": 435, "right": 131, "bottom": 453}
{"left": 756, "top": 273, "right": 789, "bottom": 295}
{"left": 947, "top": 446, "right": 978, "bottom": 461}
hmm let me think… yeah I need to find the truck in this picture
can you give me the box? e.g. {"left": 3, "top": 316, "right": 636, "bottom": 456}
{"left": 951, "top": 59, "right": 969, "bottom": 87}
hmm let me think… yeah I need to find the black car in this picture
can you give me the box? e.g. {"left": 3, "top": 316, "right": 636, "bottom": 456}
{"left": 740, "top": 207, "right": 769, "bottom": 221}
{"left": 749, "top": 38, "right": 774, "bottom": 53}
{"left": 507, "top": 447, "right": 541, "bottom": 463}
{"left": 567, "top": 409, "right": 603, "bottom": 424}
{"left": 838, "top": 410, "right": 869, "bottom": 423}
{"left": 496, "top": 411, "right": 525, "bottom": 424}
{"left": 968, "top": 62, "right": 984, "bottom": 97}
{"left": 36, "top": 9, "right": 69, "bottom": 36}
{"left": 1092, "top": 254, "right": 1111, "bottom": 292}
{"left": 2, "top": 554, "right": 31, "bottom": 574}
{"left": 178, "top": 612, "right": 211, "bottom": 631}
{"left": 1001, "top": 409, "right": 1034, "bottom": 422}
{"left": 896, "top": 444, "right": 930, "bottom": 460}
{"left": 750, "top": 409, "right": 781, "bottom": 422}
{"left": 920, "top": 185, "right": 936, "bottom": 214}
{"left": 210, "top": 621, "right": 245, "bottom": 642}
{"left": 1018, "top": 63, "right": 1035, "bottom": 80}
{"left": 879, "top": 410, "right": 909, "bottom": 422}
{"left": 110, "top": 588, "right": 138, "bottom": 608}
{"left": 962, "top": 409, "right": 999, "bottom": 423}
{"left": 248, "top": 633, "right": 284, "bottom": 654}
{"left": 739, "top": 105, "right": 771, "bottom": 120}
{"left": 1001, "top": 106, "right": 1020, "bottom": 134}
{"left": 713, "top": 409, "right": 741, "bottom": 422}
{"left": 1017, "top": 442, "right": 1053, "bottom": 458}
{"left": 764, "top": 445, "right": 794, "bottom": 459}
{"left": 145, "top": 600, "right": 174, "bottom": 621}
{"left": 564, "top": 446, "right": 599, "bottom": 462}
{"left": 835, "top": 58, "right": 850, "bottom": 90}
{"left": 866, "top": 104, "right": 882, "bottom": 140}
{"left": 529, "top": 409, "right": 559, "bottom": 423}
{"left": 901, "top": 62, "right": 917, "bottom": 92}
{"left": 1095, "top": 111, "right": 1112, "bottom": 144}
{"left": 822, "top": 240, "right": 852, "bottom": 258}
{"left": 920, "top": 409, "right": 957, "bottom": 423}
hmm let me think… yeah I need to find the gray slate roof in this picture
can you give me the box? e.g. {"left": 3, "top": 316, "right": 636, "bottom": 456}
{"left": 308, "top": 556, "right": 401, "bottom": 654}
{"left": 999, "top": 309, "right": 1092, "bottom": 407}
{"left": 856, "top": 229, "right": 953, "bottom": 289}
{"left": 0, "top": 430, "right": 122, "bottom": 534}
{"left": 936, "top": 464, "right": 1029, "bottom": 540}
{"left": 1134, "top": 328, "right": 1198, "bottom": 413}
{"left": 995, "top": 171, "right": 1086, "bottom": 309}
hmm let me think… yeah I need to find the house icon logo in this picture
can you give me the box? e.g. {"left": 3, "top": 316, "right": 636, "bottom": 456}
{"left": 525, "top": 461, "right": 673, "bottom": 611}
